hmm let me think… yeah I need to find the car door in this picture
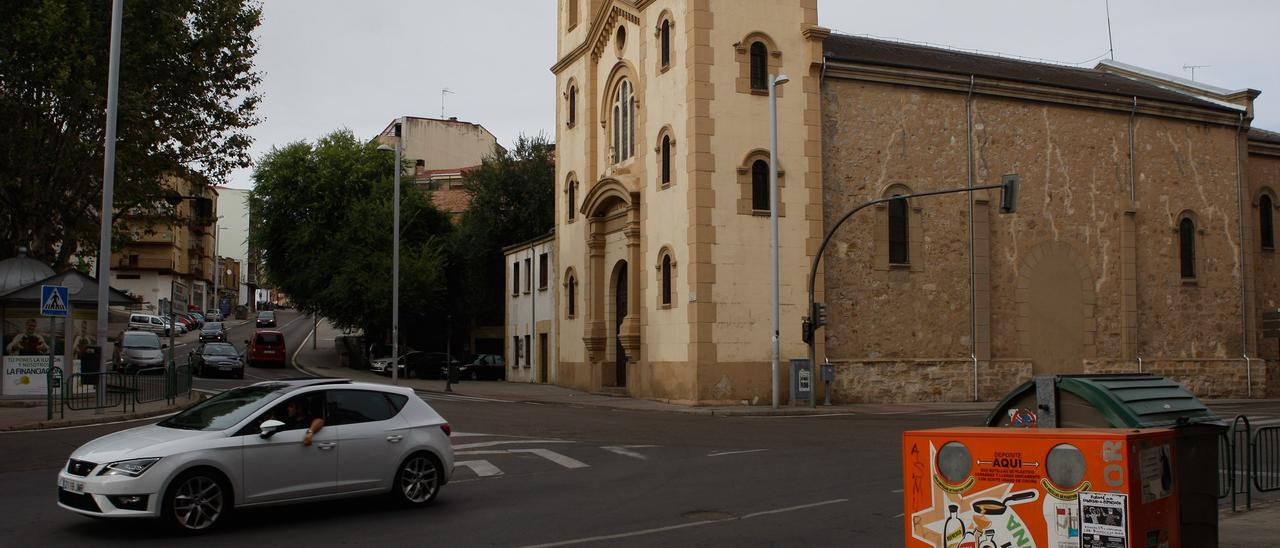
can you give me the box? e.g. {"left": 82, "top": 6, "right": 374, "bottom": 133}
{"left": 328, "top": 389, "right": 407, "bottom": 494}
{"left": 150, "top": 316, "right": 167, "bottom": 334}
{"left": 240, "top": 391, "right": 338, "bottom": 503}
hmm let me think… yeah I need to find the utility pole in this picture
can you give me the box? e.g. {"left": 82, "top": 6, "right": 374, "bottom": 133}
{"left": 95, "top": 0, "right": 124, "bottom": 413}
{"left": 768, "top": 74, "right": 790, "bottom": 409}
{"left": 441, "top": 88, "right": 454, "bottom": 118}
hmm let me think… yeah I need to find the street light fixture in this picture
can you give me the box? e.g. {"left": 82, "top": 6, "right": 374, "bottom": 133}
{"left": 769, "top": 73, "right": 789, "bottom": 410}
{"left": 376, "top": 119, "right": 404, "bottom": 385}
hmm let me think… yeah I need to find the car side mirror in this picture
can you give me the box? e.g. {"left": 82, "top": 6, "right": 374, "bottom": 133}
{"left": 259, "top": 419, "right": 285, "bottom": 439}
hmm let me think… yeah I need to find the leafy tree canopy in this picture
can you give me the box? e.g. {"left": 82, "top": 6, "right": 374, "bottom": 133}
{"left": 450, "top": 134, "right": 555, "bottom": 325}
{"left": 250, "top": 129, "right": 453, "bottom": 345}
{"left": 0, "top": 0, "right": 263, "bottom": 267}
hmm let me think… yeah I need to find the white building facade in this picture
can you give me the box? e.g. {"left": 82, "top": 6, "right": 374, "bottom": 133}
{"left": 504, "top": 233, "right": 557, "bottom": 383}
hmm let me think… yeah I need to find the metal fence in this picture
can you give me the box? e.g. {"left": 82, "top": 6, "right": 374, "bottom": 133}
{"left": 61, "top": 371, "right": 128, "bottom": 412}
{"left": 1227, "top": 415, "right": 1253, "bottom": 511}
{"left": 1257, "top": 426, "right": 1280, "bottom": 493}
{"left": 45, "top": 364, "right": 195, "bottom": 417}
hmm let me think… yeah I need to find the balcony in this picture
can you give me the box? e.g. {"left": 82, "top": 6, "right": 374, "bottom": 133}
{"left": 116, "top": 257, "right": 175, "bottom": 271}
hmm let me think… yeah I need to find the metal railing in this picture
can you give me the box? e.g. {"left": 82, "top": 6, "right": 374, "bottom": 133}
{"left": 1257, "top": 426, "right": 1280, "bottom": 493}
{"left": 133, "top": 367, "right": 171, "bottom": 405}
{"left": 62, "top": 371, "right": 128, "bottom": 412}
{"left": 1220, "top": 431, "right": 1233, "bottom": 499}
{"left": 45, "top": 363, "right": 195, "bottom": 417}
{"left": 1228, "top": 415, "right": 1253, "bottom": 511}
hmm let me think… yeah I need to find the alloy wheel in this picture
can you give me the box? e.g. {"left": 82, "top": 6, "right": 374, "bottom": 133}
{"left": 399, "top": 455, "right": 439, "bottom": 504}
{"left": 171, "top": 475, "right": 224, "bottom": 530}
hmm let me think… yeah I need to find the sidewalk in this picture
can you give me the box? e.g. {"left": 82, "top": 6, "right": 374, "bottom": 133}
{"left": 293, "top": 320, "right": 995, "bottom": 417}
{"left": 1220, "top": 500, "right": 1280, "bottom": 547}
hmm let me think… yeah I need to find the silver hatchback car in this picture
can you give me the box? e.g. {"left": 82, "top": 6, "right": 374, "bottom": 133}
{"left": 57, "top": 379, "right": 454, "bottom": 532}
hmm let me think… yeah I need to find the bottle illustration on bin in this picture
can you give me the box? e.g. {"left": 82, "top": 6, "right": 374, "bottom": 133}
{"left": 942, "top": 505, "right": 964, "bottom": 548}
{"left": 977, "top": 529, "right": 998, "bottom": 548}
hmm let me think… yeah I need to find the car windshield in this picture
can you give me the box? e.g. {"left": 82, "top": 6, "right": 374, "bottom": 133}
{"left": 259, "top": 312, "right": 275, "bottom": 319}
{"left": 121, "top": 332, "right": 161, "bottom": 349}
{"left": 159, "top": 384, "right": 288, "bottom": 431}
{"left": 256, "top": 333, "right": 282, "bottom": 344}
{"left": 203, "top": 322, "right": 223, "bottom": 331}
{"left": 203, "top": 344, "right": 238, "bottom": 357}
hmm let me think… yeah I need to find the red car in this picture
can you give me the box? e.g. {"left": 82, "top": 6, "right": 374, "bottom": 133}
{"left": 245, "top": 330, "right": 287, "bottom": 368}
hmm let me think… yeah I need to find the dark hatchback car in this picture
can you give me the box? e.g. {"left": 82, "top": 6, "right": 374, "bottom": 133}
{"left": 198, "top": 321, "right": 227, "bottom": 343}
{"left": 256, "top": 310, "right": 277, "bottom": 328}
{"left": 189, "top": 342, "right": 244, "bottom": 379}
{"left": 454, "top": 354, "right": 505, "bottom": 380}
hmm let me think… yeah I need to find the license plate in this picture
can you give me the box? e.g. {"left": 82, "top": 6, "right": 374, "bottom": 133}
{"left": 219, "top": 366, "right": 231, "bottom": 371}
{"left": 59, "top": 477, "right": 85, "bottom": 494}
{"left": 263, "top": 350, "right": 274, "bottom": 354}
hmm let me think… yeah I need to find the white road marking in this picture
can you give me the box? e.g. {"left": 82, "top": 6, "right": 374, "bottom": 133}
{"left": 708, "top": 449, "right": 768, "bottom": 457}
{"left": 601, "top": 445, "right": 658, "bottom": 460}
{"left": 509, "top": 448, "right": 590, "bottom": 469}
{"left": 454, "top": 460, "right": 503, "bottom": 477}
{"left": 454, "top": 450, "right": 515, "bottom": 456}
{"left": 453, "top": 440, "right": 575, "bottom": 450}
{"left": 520, "top": 498, "right": 849, "bottom": 547}
{"left": 893, "top": 512, "right": 905, "bottom": 518}
{"left": 419, "top": 392, "right": 512, "bottom": 403}
{"left": 891, "top": 489, "right": 903, "bottom": 494}
{"left": 744, "top": 412, "right": 865, "bottom": 419}
{"left": 290, "top": 322, "right": 317, "bottom": 377}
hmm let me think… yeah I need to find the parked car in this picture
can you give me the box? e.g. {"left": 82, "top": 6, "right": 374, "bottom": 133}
{"left": 178, "top": 314, "right": 199, "bottom": 331}
{"left": 418, "top": 353, "right": 460, "bottom": 380}
{"left": 256, "top": 310, "right": 277, "bottom": 328}
{"left": 204, "top": 309, "right": 224, "bottom": 322}
{"left": 56, "top": 379, "right": 453, "bottom": 532}
{"left": 127, "top": 314, "right": 170, "bottom": 336}
{"left": 189, "top": 342, "right": 244, "bottom": 379}
{"left": 370, "top": 350, "right": 423, "bottom": 377}
{"left": 113, "top": 331, "right": 166, "bottom": 373}
{"left": 198, "top": 322, "right": 227, "bottom": 343}
{"left": 455, "top": 354, "right": 505, "bottom": 381}
{"left": 188, "top": 312, "right": 205, "bottom": 328}
{"left": 245, "top": 330, "right": 287, "bottom": 368}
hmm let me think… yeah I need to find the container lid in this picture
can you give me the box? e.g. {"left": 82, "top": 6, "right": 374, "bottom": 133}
{"left": 984, "top": 374, "right": 1221, "bottom": 428}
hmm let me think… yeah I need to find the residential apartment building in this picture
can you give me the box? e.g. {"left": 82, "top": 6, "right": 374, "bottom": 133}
{"left": 550, "top": 0, "right": 1280, "bottom": 404}
{"left": 110, "top": 176, "right": 218, "bottom": 314}
{"left": 505, "top": 233, "right": 557, "bottom": 383}
{"left": 376, "top": 116, "right": 501, "bottom": 218}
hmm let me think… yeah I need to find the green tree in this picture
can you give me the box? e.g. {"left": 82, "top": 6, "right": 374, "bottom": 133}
{"left": 0, "top": 0, "right": 263, "bottom": 267}
{"left": 451, "top": 134, "right": 556, "bottom": 326}
{"left": 249, "top": 129, "right": 453, "bottom": 346}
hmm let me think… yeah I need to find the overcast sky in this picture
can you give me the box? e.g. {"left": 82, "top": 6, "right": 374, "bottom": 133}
{"left": 225, "top": 0, "right": 1280, "bottom": 189}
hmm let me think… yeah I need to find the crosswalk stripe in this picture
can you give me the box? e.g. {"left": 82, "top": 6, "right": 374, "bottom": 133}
{"left": 419, "top": 392, "right": 512, "bottom": 403}
{"left": 509, "top": 448, "right": 590, "bottom": 469}
{"left": 601, "top": 445, "right": 656, "bottom": 460}
{"left": 455, "top": 460, "right": 503, "bottom": 477}
{"left": 453, "top": 439, "right": 575, "bottom": 450}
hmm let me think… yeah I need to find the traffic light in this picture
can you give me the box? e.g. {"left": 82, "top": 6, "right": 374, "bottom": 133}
{"left": 999, "top": 174, "right": 1019, "bottom": 214}
{"left": 802, "top": 318, "right": 813, "bottom": 345}
{"left": 811, "top": 302, "right": 828, "bottom": 329}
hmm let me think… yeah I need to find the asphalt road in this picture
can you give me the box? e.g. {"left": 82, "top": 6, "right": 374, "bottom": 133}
{"left": 4, "top": 315, "right": 1280, "bottom": 546}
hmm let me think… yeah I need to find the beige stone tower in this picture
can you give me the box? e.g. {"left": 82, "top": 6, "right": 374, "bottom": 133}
{"left": 551, "top": 0, "right": 825, "bottom": 404}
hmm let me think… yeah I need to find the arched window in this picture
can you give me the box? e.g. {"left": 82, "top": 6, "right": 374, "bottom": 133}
{"left": 567, "top": 274, "right": 577, "bottom": 317}
{"left": 568, "top": 86, "right": 577, "bottom": 127}
{"left": 888, "top": 195, "right": 909, "bottom": 265}
{"left": 660, "top": 20, "right": 671, "bottom": 68}
{"left": 1261, "top": 194, "right": 1275, "bottom": 250}
{"left": 661, "top": 254, "right": 672, "bottom": 306}
{"left": 612, "top": 79, "right": 634, "bottom": 164}
{"left": 751, "top": 159, "right": 769, "bottom": 211}
{"left": 661, "top": 135, "right": 671, "bottom": 186}
{"left": 567, "top": 178, "right": 578, "bottom": 221}
{"left": 749, "top": 41, "right": 768, "bottom": 91}
{"left": 1179, "top": 217, "right": 1196, "bottom": 279}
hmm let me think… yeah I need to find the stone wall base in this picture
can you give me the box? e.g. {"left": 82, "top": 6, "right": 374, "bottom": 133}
{"left": 826, "top": 358, "right": 1274, "bottom": 403}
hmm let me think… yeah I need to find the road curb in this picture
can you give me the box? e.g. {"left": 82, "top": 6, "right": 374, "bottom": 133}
{"left": 0, "top": 393, "right": 207, "bottom": 432}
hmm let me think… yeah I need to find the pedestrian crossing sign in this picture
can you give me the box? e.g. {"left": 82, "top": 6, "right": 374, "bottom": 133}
{"left": 41, "top": 285, "right": 69, "bottom": 317}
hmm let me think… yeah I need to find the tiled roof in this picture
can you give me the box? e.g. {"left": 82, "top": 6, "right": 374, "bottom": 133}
{"left": 822, "top": 34, "right": 1236, "bottom": 113}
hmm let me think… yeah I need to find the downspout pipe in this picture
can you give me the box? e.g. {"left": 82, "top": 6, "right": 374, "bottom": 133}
{"left": 1130, "top": 97, "right": 1142, "bottom": 371}
{"left": 967, "top": 75, "right": 978, "bottom": 402}
{"left": 1236, "top": 112, "right": 1254, "bottom": 397}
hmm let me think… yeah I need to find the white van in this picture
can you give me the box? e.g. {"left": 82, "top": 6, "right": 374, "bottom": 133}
{"left": 128, "top": 313, "right": 170, "bottom": 336}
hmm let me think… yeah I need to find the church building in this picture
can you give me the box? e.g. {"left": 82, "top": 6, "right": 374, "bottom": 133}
{"left": 549, "top": 0, "right": 1280, "bottom": 404}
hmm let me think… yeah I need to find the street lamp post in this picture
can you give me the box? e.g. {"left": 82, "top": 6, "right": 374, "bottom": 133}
{"left": 769, "top": 73, "right": 789, "bottom": 410}
{"left": 94, "top": 0, "right": 124, "bottom": 413}
{"left": 377, "top": 119, "right": 404, "bottom": 385}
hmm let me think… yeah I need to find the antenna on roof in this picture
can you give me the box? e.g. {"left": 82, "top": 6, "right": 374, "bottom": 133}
{"left": 441, "top": 88, "right": 455, "bottom": 118}
{"left": 1182, "top": 65, "right": 1210, "bottom": 82}
{"left": 1105, "top": 0, "right": 1115, "bottom": 60}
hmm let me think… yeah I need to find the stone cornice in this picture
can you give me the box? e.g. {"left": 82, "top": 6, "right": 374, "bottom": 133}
{"left": 551, "top": 1, "right": 642, "bottom": 74}
{"left": 1249, "top": 140, "right": 1280, "bottom": 158}
{"left": 823, "top": 60, "right": 1244, "bottom": 127}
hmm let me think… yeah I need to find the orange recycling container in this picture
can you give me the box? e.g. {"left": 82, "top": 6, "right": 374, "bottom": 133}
{"left": 902, "top": 427, "right": 1179, "bottom": 548}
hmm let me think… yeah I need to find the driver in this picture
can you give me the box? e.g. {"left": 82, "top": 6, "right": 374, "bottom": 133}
{"left": 271, "top": 397, "right": 325, "bottom": 446}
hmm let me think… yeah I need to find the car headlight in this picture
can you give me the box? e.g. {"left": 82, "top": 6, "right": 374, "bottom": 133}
{"left": 98, "top": 458, "right": 160, "bottom": 477}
